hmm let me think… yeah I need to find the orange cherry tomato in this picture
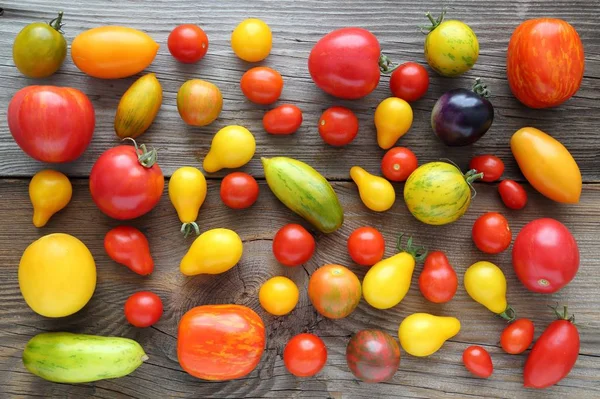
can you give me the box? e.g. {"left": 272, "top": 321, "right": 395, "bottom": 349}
{"left": 472, "top": 212, "right": 512, "bottom": 254}
{"left": 501, "top": 318, "right": 535, "bottom": 354}
{"left": 347, "top": 226, "right": 385, "bottom": 266}
{"left": 308, "top": 264, "right": 361, "bottom": 319}
{"left": 263, "top": 104, "right": 303, "bottom": 135}
{"left": 240, "top": 66, "right": 283, "bottom": 105}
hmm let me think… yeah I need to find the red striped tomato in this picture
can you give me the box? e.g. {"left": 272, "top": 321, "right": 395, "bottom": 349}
{"left": 308, "top": 264, "right": 361, "bottom": 319}
{"left": 346, "top": 329, "right": 400, "bottom": 383}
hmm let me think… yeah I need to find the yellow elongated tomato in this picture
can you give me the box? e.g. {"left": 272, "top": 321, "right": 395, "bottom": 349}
{"left": 71, "top": 26, "right": 159, "bottom": 79}
{"left": 464, "top": 261, "right": 515, "bottom": 321}
{"left": 259, "top": 276, "right": 299, "bottom": 316}
{"left": 114, "top": 73, "right": 162, "bottom": 139}
{"left": 374, "top": 97, "right": 413, "bottom": 149}
{"left": 363, "top": 252, "right": 415, "bottom": 309}
{"left": 180, "top": 228, "right": 243, "bottom": 276}
{"left": 350, "top": 166, "right": 395, "bottom": 212}
{"left": 511, "top": 127, "right": 581, "bottom": 203}
{"left": 29, "top": 170, "right": 72, "bottom": 228}
{"left": 19, "top": 233, "right": 96, "bottom": 317}
{"left": 231, "top": 18, "right": 272, "bottom": 62}
{"left": 203, "top": 126, "right": 256, "bottom": 173}
{"left": 398, "top": 313, "right": 460, "bottom": 357}
{"left": 169, "top": 167, "right": 207, "bottom": 237}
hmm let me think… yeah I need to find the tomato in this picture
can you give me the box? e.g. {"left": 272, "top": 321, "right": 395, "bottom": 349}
{"left": 318, "top": 106, "right": 359, "bottom": 146}
{"left": 272, "top": 224, "right": 315, "bottom": 267}
{"left": 204, "top": 125, "right": 256, "bottom": 173}
{"left": 507, "top": 19, "right": 584, "bottom": 108}
{"left": 469, "top": 155, "right": 504, "bottom": 182}
{"left": 231, "top": 18, "right": 272, "bottom": 62}
{"left": 346, "top": 329, "right": 400, "bottom": 383}
{"left": 347, "top": 227, "right": 385, "bottom": 266}
{"left": 463, "top": 346, "right": 493, "bottom": 378}
{"left": 177, "top": 79, "right": 222, "bottom": 126}
{"left": 259, "top": 276, "right": 299, "bottom": 316}
{"left": 464, "top": 261, "right": 515, "bottom": 321}
{"left": 501, "top": 318, "right": 535, "bottom": 355}
{"left": 308, "top": 264, "right": 361, "bottom": 319}
{"left": 8, "top": 86, "right": 95, "bottom": 163}
{"left": 498, "top": 180, "right": 527, "bottom": 210}
{"left": 350, "top": 166, "right": 396, "bottom": 212}
{"left": 114, "top": 73, "right": 162, "bottom": 140}
{"left": 263, "top": 104, "right": 303, "bottom": 135}
{"left": 472, "top": 212, "right": 512, "bottom": 254}
{"left": 381, "top": 147, "right": 418, "bottom": 182}
{"left": 419, "top": 251, "right": 457, "bottom": 303}
{"left": 389, "top": 62, "right": 429, "bottom": 102}
{"left": 168, "top": 24, "right": 208, "bottom": 63}
{"left": 124, "top": 291, "right": 163, "bottom": 328}
{"left": 283, "top": 333, "right": 327, "bottom": 377}
{"left": 13, "top": 11, "right": 66, "bottom": 78}
{"left": 104, "top": 226, "right": 154, "bottom": 276}
{"left": 29, "top": 170, "right": 72, "bottom": 228}
{"left": 240, "top": 67, "right": 283, "bottom": 105}
{"left": 89, "top": 141, "right": 164, "bottom": 220}
{"left": 169, "top": 167, "right": 207, "bottom": 236}
{"left": 512, "top": 218, "right": 579, "bottom": 293}
{"left": 220, "top": 172, "right": 259, "bottom": 209}
{"left": 374, "top": 97, "right": 413, "bottom": 149}
{"left": 399, "top": 313, "right": 460, "bottom": 357}
{"left": 180, "top": 229, "right": 243, "bottom": 276}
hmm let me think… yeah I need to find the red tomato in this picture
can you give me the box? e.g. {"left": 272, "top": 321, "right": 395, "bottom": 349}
{"left": 501, "top": 318, "right": 535, "bottom": 354}
{"left": 8, "top": 86, "right": 95, "bottom": 163}
{"left": 263, "top": 104, "right": 303, "bottom": 135}
{"left": 168, "top": 24, "right": 209, "bottom": 63}
{"left": 463, "top": 346, "right": 493, "bottom": 378}
{"left": 220, "top": 172, "right": 259, "bottom": 209}
{"left": 347, "top": 226, "right": 385, "bottom": 266}
{"left": 419, "top": 251, "right": 458, "bottom": 303}
{"left": 240, "top": 66, "right": 283, "bottom": 105}
{"left": 272, "top": 224, "right": 315, "bottom": 267}
{"left": 512, "top": 218, "right": 579, "bottom": 293}
{"left": 346, "top": 329, "right": 400, "bottom": 383}
{"left": 318, "top": 106, "right": 359, "bottom": 146}
{"left": 472, "top": 212, "right": 512, "bottom": 254}
{"left": 469, "top": 155, "right": 505, "bottom": 182}
{"left": 124, "top": 291, "right": 163, "bottom": 328}
{"left": 498, "top": 180, "right": 527, "bottom": 210}
{"left": 381, "top": 147, "right": 418, "bottom": 182}
{"left": 389, "top": 62, "right": 429, "bottom": 102}
{"left": 283, "top": 333, "right": 327, "bottom": 377}
{"left": 90, "top": 141, "right": 164, "bottom": 220}
{"left": 104, "top": 226, "right": 154, "bottom": 275}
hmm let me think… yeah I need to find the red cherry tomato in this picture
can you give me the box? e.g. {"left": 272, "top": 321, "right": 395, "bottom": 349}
{"left": 240, "top": 66, "right": 283, "bottom": 105}
{"left": 318, "top": 106, "right": 359, "bottom": 146}
{"left": 347, "top": 226, "right": 385, "bottom": 266}
{"left": 283, "top": 333, "right": 327, "bottom": 377}
{"left": 463, "top": 346, "right": 493, "bottom": 378}
{"left": 263, "top": 104, "right": 303, "bottom": 135}
{"left": 381, "top": 147, "right": 418, "bottom": 182}
{"left": 469, "top": 154, "right": 505, "bottom": 182}
{"left": 273, "top": 224, "right": 316, "bottom": 267}
{"left": 472, "top": 212, "right": 512, "bottom": 254}
{"left": 498, "top": 180, "right": 528, "bottom": 210}
{"left": 501, "top": 318, "right": 535, "bottom": 354}
{"left": 220, "top": 172, "right": 259, "bottom": 209}
{"left": 389, "top": 62, "right": 429, "bottom": 102}
{"left": 419, "top": 251, "right": 458, "bottom": 303}
{"left": 124, "top": 291, "right": 163, "bottom": 328}
{"left": 104, "top": 226, "right": 154, "bottom": 275}
{"left": 168, "top": 24, "right": 209, "bottom": 64}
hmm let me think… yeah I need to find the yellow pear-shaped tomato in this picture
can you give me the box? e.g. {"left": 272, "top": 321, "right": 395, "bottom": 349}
{"left": 29, "top": 169, "right": 72, "bottom": 228}
{"left": 350, "top": 166, "right": 395, "bottom": 212}
{"left": 398, "top": 313, "right": 461, "bottom": 357}
{"left": 114, "top": 73, "right": 162, "bottom": 139}
{"left": 180, "top": 228, "right": 243, "bottom": 276}
{"left": 374, "top": 97, "right": 413, "bottom": 149}
{"left": 464, "top": 261, "right": 515, "bottom": 320}
{"left": 362, "top": 252, "right": 415, "bottom": 309}
{"left": 203, "top": 126, "right": 256, "bottom": 173}
{"left": 169, "top": 167, "right": 207, "bottom": 237}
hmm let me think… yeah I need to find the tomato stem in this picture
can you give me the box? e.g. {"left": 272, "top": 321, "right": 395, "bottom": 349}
{"left": 396, "top": 233, "right": 428, "bottom": 262}
{"left": 49, "top": 11, "right": 64, "bottom": 33}
{"left": 472, "top": 78, "right": 491, "bottom": 98}
{"left": 181, "top": 222, "right": 200, "bottom": 238}
{"left": 549, "top": 304, "right": 576, "bottom": 323}
{"left": 122, "top": 137, "right": 158, "bottom": 168}
{"left": 419, "top": 9, "right": 446, "bottom": 34}
{"left": 379, "top": 54, "right": 401, "bottom": 74}
{"left": 498, "top": 305, "right": 516, "bottom": 322}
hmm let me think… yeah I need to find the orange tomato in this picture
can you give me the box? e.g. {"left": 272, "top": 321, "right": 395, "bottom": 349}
{"left": 71, "top": 26, "right": 159, "bottom": 79}
{"left": 308, "top": 264, "right": 361, "bottom": 319}
{"left": 177, "top": 79, "right": 223, "bottom": 126}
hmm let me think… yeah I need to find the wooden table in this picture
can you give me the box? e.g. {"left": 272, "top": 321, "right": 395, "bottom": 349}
{"left": 1, "top": 1, "right": 599, "bottom": 398}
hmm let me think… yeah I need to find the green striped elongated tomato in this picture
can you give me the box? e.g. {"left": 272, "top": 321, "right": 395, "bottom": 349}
{"left": 114, "top": 73, "right": 162, "bottom": 139}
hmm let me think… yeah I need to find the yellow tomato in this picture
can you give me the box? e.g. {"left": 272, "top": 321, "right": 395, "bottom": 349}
{"left": 259, "top": 276, "right": 299, "bottom": 316}
{"left": 362, "top": 252, "right": 415, "bottom": 309}
{"left": 19, "top": 233, "right": 96, "bottom": 317}
{"left": 231, "top": 18, "right": 272, "bottom": 62}
{"left": 398, "top": 313, "right": 460, "bottom": 357}
{"left": 374, "top": 97, "right": 413, "bottom": 149}
{"left": 169, "top": 167, "right": 207, "bottom": 237}
{"left": 180, "top": 228, "right": 243, "bottom": 276}
{"left": 203, "top": 125, "right": 256, "bottom": 173}
{"left": 350, "top": 166, "right": 395, "bottom": 212}
{"left": 29, "top": 170, "right": 72, "bottom": 228}
{"left": 464, "top": 261, "right": 515, "bottom": 320}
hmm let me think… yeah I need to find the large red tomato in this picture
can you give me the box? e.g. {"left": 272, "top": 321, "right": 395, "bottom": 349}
{"left": 177, "top": 305, "right": 265, "bottom": 381}
{"left": 308, "top": 264, "right": 361, "bottom": 319}
{"left": 8, "top": 86, "right": 95, "bottom": 162}
{"left": 507, "top": 19, "right": 584, "bottom": 108}
{"left": 346, "top": 329, "right": 400, "bottom": 383}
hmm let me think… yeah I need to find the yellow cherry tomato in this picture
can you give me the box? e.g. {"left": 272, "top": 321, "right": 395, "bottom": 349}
{"left": 180, "top": 228, "right": 243, "bottom": 276}
{"left": 203, "top": 125, "right": 256, "bottom": 173}
{"left": 259, "top": 276, "right": 299, "bottom": 316}
{"left": 398, "top": 313, "right": 460, "bottom": 357}
{"left": 464, "top": 261, "right": 515, "bottom": 320}
{"left": 362, "top": 252, "right": 415, "bottom": 309}
{"left": 350, "top": 166, "right": 396, "bottom": 212}
{"left": 374, "top": 97, "right": 413, "bottom": 149}
{"left": 29, "top": 169, "right": 72, "bottom": 228}
{"left": 169, "top": 167, "right": 207, "bottom": 237}
{"left": 19, "top": 233, "right": 96, "bottom": 317}
{"left": 231, "top": 18, "right": 272, "bottom": 62}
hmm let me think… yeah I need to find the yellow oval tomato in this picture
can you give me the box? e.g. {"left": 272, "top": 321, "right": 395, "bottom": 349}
{"left": 71, "top": 26, "right": 159, "bottom": 79}
{"left": 511, "top": 127, "right": 581, "bottom": 203}
{"left": 231, "top": 18, "right": 272, "bottom": 62}
{"left": 362, "top": 252, "right": 415, "bottom": 309}
{"left": 19, "top": 233, "right": 96, "bottom": 317}
{"left": 169, "top": 167, "right": 207, "bottom": 237}
{"left": 29, "top": 169, "right": 72, "bottom": 228}
{"left": 259, "top": 276, "right": 299, "bottom": 316}
{"left": 180, "top": 228, "right": 243, "bottom": 276}
{"left": 398, "top": 313, "right": 460, "bottom": 357}
{"left": 464, "top": 261, "right": 515, "bottom": 320}
{"left": 350, "top": 166, "right": 395, "bottom": 212}
{"left": 374, "top": 97, "right": 413, "bottom": 149}
{"left": 177, "top": 79, "right": 223, "bottom": 127}
{"left": 203, "top": 125, "right": 256, "bottom": 173}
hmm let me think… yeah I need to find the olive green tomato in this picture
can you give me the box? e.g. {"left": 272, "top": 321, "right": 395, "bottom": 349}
{"left": 13, "top": 12, "right": 67, "bottom": 78}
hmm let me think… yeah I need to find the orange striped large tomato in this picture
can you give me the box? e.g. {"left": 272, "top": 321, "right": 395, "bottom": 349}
{"left": 308, "top": 264, "right": 361, "bottom": 319}
{"left": 507, "top": 18, "right": 584, "bottom": 108}
{"left": 177, "top": 305, "right": 265, "bottom": 381}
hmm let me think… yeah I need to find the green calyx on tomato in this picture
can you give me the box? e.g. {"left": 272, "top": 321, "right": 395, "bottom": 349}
{"left": 472, "top": 78, "right": 491, "bottom": 98}
{"left": 396, "top": 233, "right": 427, "bottom": 262}
{"left": 550, "top": 304, "right": 576, "bottom": 324}
{"left": 420, "top": 9, "right": 447, "bottom": 33}
{"left": 49, "top": 11, "right": 65, "bottom": 33}
{"left": 498, "top": 305, "right": 517, "bottom": 322}
{"left": 122, "top": 138, "right": 158, "bottom": 168}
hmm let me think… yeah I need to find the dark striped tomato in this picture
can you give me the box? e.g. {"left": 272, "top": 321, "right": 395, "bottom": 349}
{"left": 308, "top": 264, "right": 361, "bottom": 319}
{"left": 346, "top": 329, "right": 400, "bottom": 383}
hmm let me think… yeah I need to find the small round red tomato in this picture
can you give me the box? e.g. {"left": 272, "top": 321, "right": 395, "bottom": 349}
{"left": 389, "top": 62, "right": 429, "bottom": 102}
{"left": 220, "top": 172, "right": 259, "bottom": 209}
{"left": 124, "top": 291, "right": 163, "bottom": 328}
{"left": 168, "top": 24, "right": 209, "bottom": 63}
{"left": 272, "top": 224, "right": 315, "bottom": 267}
{"left": 472, "top": 212, "right": 512, "bottom": 254}
{"left": 240, "top": 66, "right": 283, "bottom": 105}
{"left": 381, "top": 147, "right": 418, "bottom": 182}
{"left": 469, "top": 155, "right": 505, "bottom": 182}
{"left": 347, "top": 227, "right": 385, "bottom": 266}
{"left": 501, "top": 318, "right": 535, "bottom": 354}
{"left": 283, "top": 333, "right": 327, "bottom": 377}
{"left": 263, "top": 104, "right": 303, "bottom": 135}
{"left": 419, "top": 251, "right": 458, "bottom": 303}
{"left": 463, "top": 346, "right": 493, "bottom": 378}
{"left": 498, "top": 180, "right": 527, "bottom": 210}
{"left": 318, "top": 106, "right": 359, "bottom": 146}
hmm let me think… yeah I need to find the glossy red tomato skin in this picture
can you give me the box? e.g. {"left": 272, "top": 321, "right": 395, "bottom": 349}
{"left": 220, "top": 172, "right": 259, "bottom": 209}
{"left": 498, "top": 180, "right": 528, "bottom": 210}
{"left": 346, "top": 329, "right": 400, "bottom": 383}
{"left": 309, "top": 28, "right": 381, "bottom": 99}
{"left": 168, "top": 24, "right": 209, "bottom": 63}
{"left": 389, "top": 62, "right": 429, "bottom": 102}
{"left": 263, "top": 104, "right": 303, "bottom": 135}
{"left": 272, "top": 224, "right": 315, "bottom": 267}
{"left": 512, "top": 218, "right": 579, "bottom": 293}
{"left": 89, "top": 146, "right": 164, "bottom": 220}
{"left": 419, "top": 251, "right": 458, "bottom": 303}
{"left": 240, "top": 67, "right": 283, "bottom": 105}
{"left": 104, "top": 226, "right": 154, "bottom": 275}
{"left": 8, "top": 86, "right": 95, "bottom": 163}
{"left": 472, "top": 212, "right": 512, "bottom": 254}
{"left": 283, "top": 333, "right": 327, "bottom": 377}
{"left": 469, "top": 155, "right": 505, "bottom": 182}
{"left": 501, "top": 318, "right": 535, "bottom": 354}
{"left": 124, "top": 291, "right": 163, "bottom": 328}
{"left": 381, "top": 147, "right": 418, "bottom": 182}
{"left": 463, "top": 346, "right": 493, "bottom": 378}
{"left": 347, "top": 227, "right": 385, "bottom": 266}
{"left": 318, "top": 106, "right": 359, "bottom": 146}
